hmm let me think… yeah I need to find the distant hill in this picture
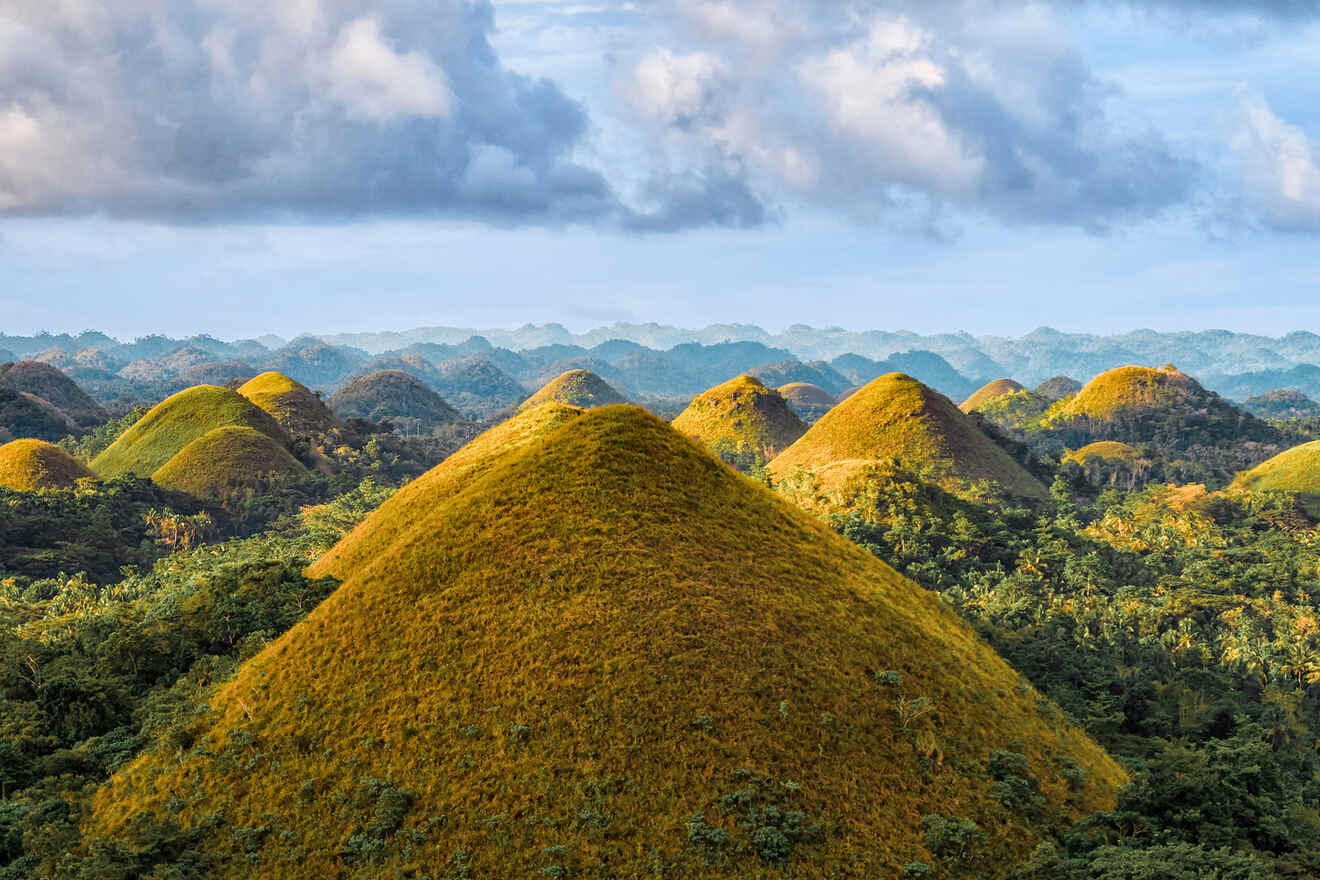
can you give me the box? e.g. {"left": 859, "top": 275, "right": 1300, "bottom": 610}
{"left": 1034, "top": 376, "right": 1082, "bottom": 402}
{"left": 0, "top": 439, "right": 96, "bottom": 490}
{"left": 1243, "top": 389, "right": 1320, "bottom": 420}
{"left": 770, "top": 372, "right": 1048, "bottom": 501}
{"left": 520, "top": 369, "right": 627, "bottom": 411}
{"left": 0, "top": 361, "right": 107, "bottom": 428}
{"left": 237, "top": 372, "right": 340, "bottom": 436}
{"left": 671, "top": 375, "right": 806, "bottom": 467}
{"left": 961, "top": 379, "right": 1027, "bottom": 413}
{"left": 266, "top": 341, "right": 369, "bottom": 389}
{"left": 89, "top": 405, "right": 1121, "bottom": 878}
{"left": 328, "top": 370, "right": 463, "bottom": 431}
{"left": 778, "top": 382, "right": 836, "bottom": 424}
{"left": 431, "top": 355, "right": 527, "bottom": 417}
{"left": 831, "top": 351, "right": 978, "bottom": 401}
{"left": 151, "top": 425, "right": 308, "bottom": 501}
{"left": 749, "top": 360, "right": 851, "bottom": 394}
{"left": 91, "top": 385, "right": 291, "bottom": 479}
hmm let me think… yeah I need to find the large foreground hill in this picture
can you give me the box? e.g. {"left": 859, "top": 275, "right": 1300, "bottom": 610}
{"left": 88, "top": 406, "right": 1120, "bottom": 878}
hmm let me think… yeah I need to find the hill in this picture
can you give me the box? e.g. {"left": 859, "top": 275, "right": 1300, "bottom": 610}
{"left": 519, "top": 369, "right": 627, "bottom": 410}
{"left": 237, "top": 372, "right": 340, "bottom": 435}
{"left": 151, "top": 426, "right": 308, "bottom": 500}
{"left": 328, "top": 370, "right": 463, "bottom": 431}
{"left": 90, "top": 385, "right": 291, "bottom": 479}
{"left": 1063, "top": 441, "right": 1141, "bottom": 467}
{"left": 960, "top": 379, "right": 1027, "bottom": 413}
{"left": 671, "top": 375, "right": 807, "bottom": 466}
{"left": 749, "top": 360, "right": 851, "bottom": 395}
{"left": 1034, "top": 376, "right": 1082, "bottom": 402}
{"left": 1243, "top": 389, "right": 1320, "bottom": 420}
{"left": 1230, "top": 441, "right": 1320, "bottom": 500}
{"left": 0, "top": 438, "right": 97, "bottom": 490}
{"left": 0, "top": 360, "right": 107, "bottom": 427}
{"left": 90, "top": 405, "right": 1121, "bottom": 878}
{"left": 0, "top": 388, "right": 81, "bottom": 442}
{"left": 778, "top": 382, "right": 836, "bottom": 424}
{"left": 770, "top": 373, "right": 1048, "bottom": 501}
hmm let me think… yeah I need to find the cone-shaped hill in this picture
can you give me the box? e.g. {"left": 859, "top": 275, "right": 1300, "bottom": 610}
{"left": 328, "top": 370, "right": 462, "bottom": 430}
{"left": 671, "top": 375, "right": 806, "bottom": 464}
{"left": 0, "top": 439, "right": 96, "bottom": 490}
{"left": 150, "top": 426, "right": 308, "bottom": 501}
{"left": 1231, "top": 441, "right": 1320, "bottom": 499}
{"left": 1063, "top": 441, "right": 1141, "bottom": 467}
{"left": 770, "top": 373, "right": 1048, "bottom": 501}
{"left": 519, "top": 368, "right": 627, "bottom": 411}
{"left": 960, "top": 378, "right": 1026, "bottom": 413}
{"left": 90, "top": 385, "right": 291, "bottom": 479}
{"left": 237, "top": 371, "right": 340, "bottom": 436}
{"left": 90, "top": 405, "right": 1120, "bottom": 877}
{"left": 778, "top": 382, "right": 837, "bottom": 424}
{"left": 0, "top": 360, "right": 107, "bottom": 428}
{"left": 1035, "top": 375, "right": 1082, "bottom": 402}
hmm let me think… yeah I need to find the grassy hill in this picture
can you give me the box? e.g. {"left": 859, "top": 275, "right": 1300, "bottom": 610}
{"left": 671, "top": 375, "right": 806, "bottom": 466}
{"left": 962, "top": 380, "right": 1050, "bottom": 432}
{"left": 960, "top": 379, "right": 1026, "bottom": 413}
{"left": 1063, "top": 441, "right": 1141, "bottom": 467}
{"left": 328, "top": 370, "right": 463, "bottom": 430}
{"left": 237, "top": 371, "right": 340, "bottom": 435}
{"left": 88, "top": 405, "right": 1121, "bottom": 878}
{"left": 1230, "top": 440, "right": 1320, "bottom": 499}
{"left": 0, "top": 360, "right": 107, "bottom": 427}
{"left": 0, "top": 388, "right": 81, "bottom": 442}
{"left": 770, "top": 373, "right": 1048, "bottom": 502}
{"left": 520, "top": 369, "right": 627, "bottom": 410}
{"left": 0, "top": 438, "right": 96, "bottom": 490}
{"left": 778, "top": 382, "right": 837, "bottom": 424}
{"left": 151, "top": 425, "right": 308, "bottom": 501}
{"left": 90, "top": 385, "right": 291, "bottom": 479}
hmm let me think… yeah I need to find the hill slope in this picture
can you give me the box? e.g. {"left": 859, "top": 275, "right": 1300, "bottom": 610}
{"left": 671, "top": 375, "right": 806, "bottom": 464}
{"left": 90, "top": 406, "right": 1120, "bottom": 878}
{"left": 770, "top": 373, "right": 1048, "bottom": 501}
{"left": 520, "top": 369, "right": 627, "bottom": 410}
{"left": 0, "top": 360, "right": 107, "bottom": 427}
{"left": 237, "top": 372, "right": 340, "bottom": 435}
{"left": 778, "top": 382, "right": 837, "bottom": 424}
{"left": 960, "top": 379, "right": 1026, "bottom": 413}
{"left": 151, "top": 426, "right": 308, "bottom": 500}
{"left": 0, "top": 439, "right": 96, "bottom": 490}
{"left": 0, "top": 388, "right": 81, "bottom": 442}
{"left": 1231, "top": 441, "right": 1320, "bottom": 498}
{"left": 328, "top": 370, "right": 463, "bottom": 430}
{"left": 90, "top": 385, "right": 291, "bottom": 479}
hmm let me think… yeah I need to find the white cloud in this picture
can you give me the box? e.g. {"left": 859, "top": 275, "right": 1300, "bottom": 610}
{"left": 322, "top": 16, "right": 455, "bottom": 123}
{"left": 1231, "top": 90, "right": 1320, "bottom": 229}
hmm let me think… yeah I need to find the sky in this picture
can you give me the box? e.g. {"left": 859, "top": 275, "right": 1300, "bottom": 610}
{"left": 1, "top": 0, "right": 1319, "bottom": 340}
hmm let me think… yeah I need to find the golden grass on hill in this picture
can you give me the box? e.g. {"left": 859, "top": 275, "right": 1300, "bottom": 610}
{"left": 1231, "top": 440, "right": 1320, "bottom": 503}
{"left": 1063, "top": 441, "right": 1141, "bottom": 467}
{"left": 90, "top": 385, "right": 291, "bottom": 479}
{"left": 960, "top": 378, "right": 1026, "bottom": 413}
{"left": 519, "top": 369, "right": 626, "bottom": 410}
{"left": 671, "top": 375, "right": 806, "bottom": 462}
{"left": 778, "top": 382, "right": 837, "bottom": 424}
{"left": 0, "top": 438, "right": 96, "bottom": 490}
{"left": 770, "top": 372, "right": 1048, "bottom": 502}
{"left": 1042, "top": 365, "right": 1200, "bottom": 425}
{"left": 150, "top": 426, "right": 308, "bottom": 501}
{"left": 89, "top": 405, "right": 1120, "bottom": 879}
{"left": 237, "top": 371, "right": 340, "bottom": 436}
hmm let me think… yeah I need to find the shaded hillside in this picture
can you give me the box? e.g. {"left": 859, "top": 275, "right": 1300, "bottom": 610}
{"left": 152, "top": 426, "right": 309, "bottom": 501}
{"left": 91, "top": 385, "right": 291, "bottom": 479}
{"left": 520, "top": 369, "right": 627, "bottom": 410}
{"left": 431, "top": 355, "right": 527, "bottom": 417}
{"left": 671, "top": 375, "right": 806, "bottom": 468}
{"left": 328, "top": 370, "right": 463, "bottom": 430}
{"left": 0, "top": 388, "right": 81, "bottom": 442}
{"left": 1243, "top": 389, "right": 1320, "bottom": 421}
{"left": 1204, "top": 363, "right": 1320, "bottom": 403}
{"left": 0, "top": 361, "right": 107, "bottom": 427}
{"left": 770, "top": 373, "right": 1048, "bottom": 502}
{"left": 749, "top": 360, "right": 851, "bottom": 395}
{"left": 0, "top": 439, "right": 96, "bottom": 490}
{"left": 90, "top": 406, "right": 1121, "bottom": 878}
{"left": 1035, "top": 376, "right": 1082, "bottom": 402}
{"left": 778, "top": 382, "right": 836, "bottom": 424}
{"left": 265, "top": 340, "right": 369, "bottom": 389}
{"left": 238, "top": 372, "right": 340, "bottom": 436}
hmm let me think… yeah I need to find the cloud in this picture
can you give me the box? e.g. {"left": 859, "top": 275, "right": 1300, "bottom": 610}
{"left": 1229, "top": 91, "right": 1320, "bottom": 231}
{"left": 0, "top": 0, "right": 761, "bottom": 229}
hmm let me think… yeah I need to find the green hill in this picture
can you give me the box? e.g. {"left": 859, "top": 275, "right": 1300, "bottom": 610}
{"left": 237, "top": 372, "right": 340, "bottom": 436}
{"left": 671, "top": 375, "right": 806, "bottom": 466}
{"left": 0, "top": 438, "right": 97, "bottom": 490}
{"left": 88, "top": 405, "right": 1121, "bottom": 878}
{"left": 1230, "top": 440, "right": 1320, "bottom": 500}
{"left": 0, "top": 360, "right": 107, "bottom": 428}
{"left": 90, "top": 385, "right": 291, "bottom": 479}
{"left": 328, "top": 370, "right": 463, "bottom": 430}
{"left": 519, "top": 369, "right": 627, "bottom": 410}
{"left": 769, "top": 372, "right": 1048, "bottom": 502}
{"left": 778, "top": 382, "right": 836, "bottom": 424}
{"left": 151, "top": 426, "right": 308, "bottom": 501}
{"left": 1063, "top": 441, "right": 1141, "bottom": 467}
{"left": 960, "top": 378, "right": 1027, "bottom": 413}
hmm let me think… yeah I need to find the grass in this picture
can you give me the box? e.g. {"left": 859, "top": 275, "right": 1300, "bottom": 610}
{"left": 777, "top": 382, "right": 837, "bottom": 424}
{"left": 238, "top": 371, "right": 340, "bottom": 436}
{"left": 769, "top": 372, "right": 1048, "bottom": 501}
{"left": 520, "top": 369, "right": 627, "bottom": 410}
{"left": 89, "top": 405, "right": 1121, "bottom": 878}
{"left": 151, "top": 426, "right": 309, "bottom": 501}
{"left": 1063, "top": 441, "right": 1141, "bottom": 466}
{"left": 327, "top": 370, "right": 462, "bottom": 427}
{"left": 1230, "top": 440, "right": 1320, "bottom": 498}
{"left": 90, "top": 385, "right": 291, "bottom": 479}
{"left": 0, "top": 438, "right": 96, "bottom": 490}
{"left": 1041, "top": 365, "right": 1200, "bottom": 425}
{"left": 672, "top": 375, "right": 807, "bottom": 461}
{"left": 960, "top": 379, "right": 1026, "bottom": 413}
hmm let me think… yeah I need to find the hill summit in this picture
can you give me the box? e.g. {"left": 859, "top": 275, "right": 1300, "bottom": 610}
{"left": 520, "top": 369, "right": 627, "bottom": 410}
{"left": 150, "top": 425, "right": 308, "bottom": 501}
{"left": 328, "top": 370, "right": 462, "bottom": 430}
{"left": 671, "top": 375, "right": 806, "bottom": 465}
{"left": 778, "top": 382, "right": 836, "bottom": 423}
{"left": 237, "top": 371, "right": 339, "bottom": 436}
{"left": 0, "top": 360, "right": 107, "bottom": 428}
{"left": 960, "top": 378, "right": 1027, "bottom": 413}
{"left": 769, "top": 372, "right": 1048, "bottom": 500}
{"left": 89, "top": 405, "right": 1119, "bottom": 878}
{"left": 0, "top": 439, "right": 96, "bottom": 490}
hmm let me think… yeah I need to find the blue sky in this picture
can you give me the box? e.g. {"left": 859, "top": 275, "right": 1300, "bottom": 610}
{"left": 1, "top": 1, "right": 1318, "bottom": 340}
